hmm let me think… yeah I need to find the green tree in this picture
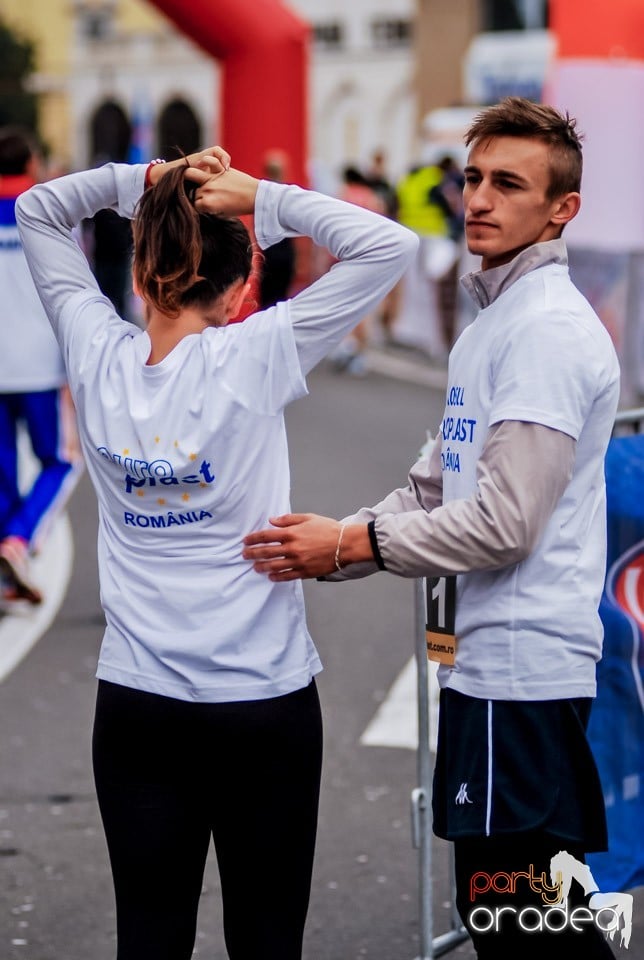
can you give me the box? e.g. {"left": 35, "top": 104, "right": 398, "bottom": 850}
{"left": 0, "top": 19, "right": 38, "bottom": 131}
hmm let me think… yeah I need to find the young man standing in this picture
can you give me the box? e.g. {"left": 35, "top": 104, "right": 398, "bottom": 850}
{"left": 243, "top": 98, "right": 620, "bottom": 958}
{"left": 0, "top": 128, "right": 81, "bottom": 603}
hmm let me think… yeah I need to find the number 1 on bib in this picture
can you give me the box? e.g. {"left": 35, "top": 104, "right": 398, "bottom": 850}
{"left": 425, "top": 575, "right": 457, "bottom": 666}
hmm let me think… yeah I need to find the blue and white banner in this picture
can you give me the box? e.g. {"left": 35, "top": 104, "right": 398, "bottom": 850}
{"left": 588, "top": 434, "right": 644, "bottom": 892}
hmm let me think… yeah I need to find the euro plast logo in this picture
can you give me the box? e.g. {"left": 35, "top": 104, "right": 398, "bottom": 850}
{"left": 468, "top": 851, "right": 633, "bottom": 948}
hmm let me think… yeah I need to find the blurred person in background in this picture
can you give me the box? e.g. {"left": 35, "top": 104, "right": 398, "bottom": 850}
{"left": 366, "top": 148, "right": 398, "bottom": 220}
{"left": 258, "top": 149, "right": 296, "bottom": 308}
{"left": 330, "top": 164, "right": 385, "bottom": 375}
{"left": 429, "top": 154, "right": 466, "bottom": 352}
{"left": 394, "top": 158, "right": 453, "bottom": 359}
{"left": 81, "top": 154, "right": 135, "bottom": 324}
{"left": 85, "top": 207, "right": 134, "bottom": 320}
{"left": 0, "top": 126, "right": 81, "bottom": 604}
{"left": 366, "top": 149, "right": 400, "bottom": 344}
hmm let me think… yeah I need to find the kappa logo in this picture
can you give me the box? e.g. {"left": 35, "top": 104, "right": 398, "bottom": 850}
{"left": 455, "top": 782, "right": 474, "bottom": 805}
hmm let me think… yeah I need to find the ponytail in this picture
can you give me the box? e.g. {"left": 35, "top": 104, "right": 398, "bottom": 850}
{"left": 132, "top": 166, "right": 253, "bottom": 318}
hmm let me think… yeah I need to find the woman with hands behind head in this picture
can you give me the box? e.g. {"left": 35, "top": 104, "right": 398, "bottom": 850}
{"left": 15, "top": 146, "right": 417, "bottom": 960}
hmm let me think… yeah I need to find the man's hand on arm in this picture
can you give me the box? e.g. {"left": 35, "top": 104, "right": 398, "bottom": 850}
{"left": 242, "top": 422, "right": 576, "bottom": 583}
{"left": 243, "top": 513, "right": 374, "bottom": 581}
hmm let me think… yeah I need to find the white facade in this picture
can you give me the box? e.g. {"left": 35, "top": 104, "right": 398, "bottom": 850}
{"left": 290, "top": 0, "right": 417, "bottom": 191}
{"left": 69, "top": 5, "right": 218, "bottom": 170}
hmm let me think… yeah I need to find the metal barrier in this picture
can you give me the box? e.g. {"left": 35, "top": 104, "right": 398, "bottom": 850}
{"left": 410, "top": 578, "right": 468, "bottom": 959}
{"left": 613, "top": 406, "right": 644, "bottom": 434}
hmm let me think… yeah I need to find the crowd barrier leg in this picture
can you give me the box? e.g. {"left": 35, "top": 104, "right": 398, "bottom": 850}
{"left": 411, "top": 578, "right": 468, "bottom": 958}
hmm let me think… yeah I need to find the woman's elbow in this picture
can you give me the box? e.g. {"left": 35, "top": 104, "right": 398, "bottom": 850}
{"left": 15, "top": 188, "right": 39, "bottom": 229}
{"left": 14, "top": 192, "right": 29, "bottom": 226}
{"left": 401, "top": 228, "right": 420, "bottom": 260}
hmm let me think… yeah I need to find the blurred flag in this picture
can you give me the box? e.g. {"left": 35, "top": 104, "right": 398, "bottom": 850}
{"left": 128, "top": 92, "right": 154, "bottom": 164}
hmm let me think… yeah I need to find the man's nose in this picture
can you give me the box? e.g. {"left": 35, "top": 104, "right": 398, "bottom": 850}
{"left": 468, "top": 183, "right": 492, "bottom": 212}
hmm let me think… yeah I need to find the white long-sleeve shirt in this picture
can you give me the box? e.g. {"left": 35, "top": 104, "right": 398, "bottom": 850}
{"left": 16, "top": 163, "right": 418, "bottom": 702}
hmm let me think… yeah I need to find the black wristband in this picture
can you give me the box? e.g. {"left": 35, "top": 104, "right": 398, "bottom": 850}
{"left": 368, "top": 520, "right": 386, "bottom": 570}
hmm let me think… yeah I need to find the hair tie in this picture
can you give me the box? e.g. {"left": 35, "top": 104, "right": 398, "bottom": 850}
{"left": 144, "top": 158, "right": 165, "bottom": 189}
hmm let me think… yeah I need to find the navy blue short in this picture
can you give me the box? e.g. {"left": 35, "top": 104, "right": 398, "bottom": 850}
{"left": 432, "top": 687, "right": 608, "bottom": 852}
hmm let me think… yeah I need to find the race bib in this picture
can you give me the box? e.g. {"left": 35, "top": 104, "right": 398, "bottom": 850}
{"left": 425, "top": 575, "right": 457, "bottom": 666}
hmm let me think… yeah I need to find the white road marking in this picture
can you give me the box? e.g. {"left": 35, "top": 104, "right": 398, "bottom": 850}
{"left": 365, "top": 349, "right": 449, "bottom": 391}
{"left": 360, "top": 655, "right": 440, "bottom": 752}
{"left": 0, "top": 512, "right": 73, "bottom": 683}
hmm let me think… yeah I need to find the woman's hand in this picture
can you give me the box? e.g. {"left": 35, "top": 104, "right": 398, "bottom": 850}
{"left": 146, "top": 146, "right": 231, "bottom": 187}
{"left": 186, "top": 163, "right": 260, "bottom": 218}
{"left": 146, "top": 147, "right": 259, "bottom": 217}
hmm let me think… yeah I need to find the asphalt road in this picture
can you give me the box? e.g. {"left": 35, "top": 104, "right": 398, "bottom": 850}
{"left": 0, "top": 354, "right": 641, "bottom": 959}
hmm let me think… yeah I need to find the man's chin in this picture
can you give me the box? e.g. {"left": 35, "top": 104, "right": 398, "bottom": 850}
{"left": 465, "top": 240, "right": 489, "bottom": 258}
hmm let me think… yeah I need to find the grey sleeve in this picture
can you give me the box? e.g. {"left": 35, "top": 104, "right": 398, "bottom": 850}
{"left": 327, "top": 420, "right": 575, "bottom": 581}
{"left": 254, "top": 180, "right": 419, "bottom": 376}
{"left": 374, "top": 420, "right": 576, "bottom": 578}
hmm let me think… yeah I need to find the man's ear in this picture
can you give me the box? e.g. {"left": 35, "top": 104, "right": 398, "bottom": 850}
{"left": 224, "top": 279, "right": 251, "bottom": 320}
{"left": 550, "top": 191, "right": 581, "bottom": 228}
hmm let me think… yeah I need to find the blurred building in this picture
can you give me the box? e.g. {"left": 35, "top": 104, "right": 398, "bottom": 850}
{"left": 0, "top": 0, "right": 552, "bottom": 181}
{"left": 289, "top": 0, "right": 416, "bottom": 190}
{"left": 416, "top": 0, "right": 547, "bottom": 116}
{"left": 0, "top": 0, "right": 73, "bottom": 167}
{"left": 70, "top": 2, "right": 217, "bottom": 169}
{"left": 416, "top": 0, "right": 550, "bottom": 162}
{"left": 1, "top": 0, "right": 216, "bottom": 170}
{"left": 294, "top": 0, "right": 550, "bottom": 188}
{"left": 0, "top": 0, "right": 415, "bottom": 183}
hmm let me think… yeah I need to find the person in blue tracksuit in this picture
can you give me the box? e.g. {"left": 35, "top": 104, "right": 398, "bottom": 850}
{"left": 0, "top": 127, "right": 81, "bottom": 603}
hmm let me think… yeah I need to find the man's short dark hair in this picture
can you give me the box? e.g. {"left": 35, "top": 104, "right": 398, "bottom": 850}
{"left": 464, "top": 97, "right": 583, "bottom": 198}
{"left": 0, "top": 126, "right": 38, "bottom": 176}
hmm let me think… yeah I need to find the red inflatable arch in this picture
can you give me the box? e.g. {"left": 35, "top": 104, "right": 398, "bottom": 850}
{"left": 550, "top": 0, "right": 644, "bottom": 59}
{"left": 150, "top": 0, "right": 310, "bottom": 186}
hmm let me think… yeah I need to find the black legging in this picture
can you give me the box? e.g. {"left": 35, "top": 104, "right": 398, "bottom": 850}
{"left": 92, "top": 679, "right": 323, "bottom": 960}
